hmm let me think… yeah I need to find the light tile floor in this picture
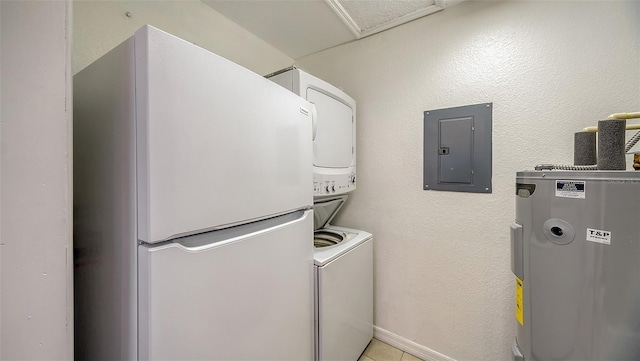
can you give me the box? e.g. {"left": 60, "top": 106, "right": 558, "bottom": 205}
{"left": 358, "top": 338, "right": 424, "bottom": 361}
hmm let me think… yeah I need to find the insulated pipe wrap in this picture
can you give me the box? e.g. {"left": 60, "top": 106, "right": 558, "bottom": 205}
{"left": 597, "top": 119, "right": 626, "bottom": 170}
{"left": 574, "top": 131, "right": 597, "bottom": 166}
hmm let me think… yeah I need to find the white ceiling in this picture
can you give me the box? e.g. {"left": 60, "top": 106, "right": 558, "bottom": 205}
{"left": 203, "top": 0, "right": 461, "bottom": 59}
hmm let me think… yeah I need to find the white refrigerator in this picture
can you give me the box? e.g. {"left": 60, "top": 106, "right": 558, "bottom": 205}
{"left": 74, "top": 25, "right": 314, "bottom": 360}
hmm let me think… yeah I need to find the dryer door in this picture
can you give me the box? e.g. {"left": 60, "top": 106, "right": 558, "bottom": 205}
{"left": 307, "top": 88, "right": 353, "bottom": 168}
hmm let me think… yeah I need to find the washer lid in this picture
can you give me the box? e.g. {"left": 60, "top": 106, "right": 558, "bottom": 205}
{"left": 313, "top": 195, "right": 348, "bottom": 230}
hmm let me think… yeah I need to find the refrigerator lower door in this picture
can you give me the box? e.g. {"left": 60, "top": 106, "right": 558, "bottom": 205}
{"left": 138, "top": 210, "right": 314, "bottom": 361}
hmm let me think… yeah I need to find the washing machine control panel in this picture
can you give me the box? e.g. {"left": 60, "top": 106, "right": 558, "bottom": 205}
{"left": 314, "top": 172, "right": 356, "bottom": 196}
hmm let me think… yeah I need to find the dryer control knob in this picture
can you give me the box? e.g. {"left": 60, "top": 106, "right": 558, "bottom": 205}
{"left": 325, "top": 185, "right": 331, "bottom": 193}
{"left": 331, "top": 185, "right": 336, "bottom": 192}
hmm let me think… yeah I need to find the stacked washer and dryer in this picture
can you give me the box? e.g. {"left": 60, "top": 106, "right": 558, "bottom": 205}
{"left": 269, "top": 68, "right": 374, "bottom": 361}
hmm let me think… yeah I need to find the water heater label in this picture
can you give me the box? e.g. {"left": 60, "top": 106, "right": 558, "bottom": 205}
{"left": 555, "top": 180, "right": 586, "bottom": 199}
{"left": 586, "top": 228, "right": 611, "bottom": 245}
{"left": 515, "top": 277, "right": 524, "bottom": 326}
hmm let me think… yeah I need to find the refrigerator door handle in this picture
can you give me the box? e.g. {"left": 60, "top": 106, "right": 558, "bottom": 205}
{"left": 174, "top": 210, "right": 311, "bottom": 251}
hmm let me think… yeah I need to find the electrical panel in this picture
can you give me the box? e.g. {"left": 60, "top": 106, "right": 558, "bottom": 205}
{"left": 423, "top": 103, "right": 492, "bottom": 193}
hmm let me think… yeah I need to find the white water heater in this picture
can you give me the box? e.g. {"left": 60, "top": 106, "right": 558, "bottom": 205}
{"left": 268, "top": 67, "right": 356, "bottom": 197}
{"left": 512, "top": 170, "right": 640, "bottom": 360}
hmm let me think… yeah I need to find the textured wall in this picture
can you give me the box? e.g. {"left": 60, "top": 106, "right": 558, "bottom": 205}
{"left": 1, "top": 1, "right": 72, "bottom": 359}
{"left": 73, "top": 0, "right": 293, "bottom": 75}
{"left": 297, "top": 1, "right": 640, "bottom": 360}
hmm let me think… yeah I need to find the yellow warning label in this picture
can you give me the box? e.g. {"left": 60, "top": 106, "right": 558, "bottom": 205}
{"left": 516, "top": 277, "right": 524, "bottom": 326}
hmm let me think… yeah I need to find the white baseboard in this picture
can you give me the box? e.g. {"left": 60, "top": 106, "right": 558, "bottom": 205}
{"left": 373, "top": 326, "right": 457, "bottom": 361}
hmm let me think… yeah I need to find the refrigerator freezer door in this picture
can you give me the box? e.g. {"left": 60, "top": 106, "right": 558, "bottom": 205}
{"left": 138, "top": 210, "right": 314, "bottom": 361}
{"left": 135, "top": 26, "right": 313, "bottom": 243}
